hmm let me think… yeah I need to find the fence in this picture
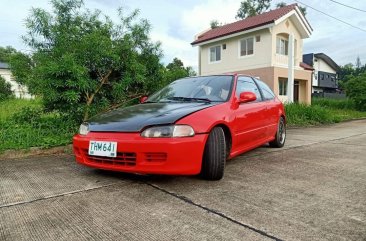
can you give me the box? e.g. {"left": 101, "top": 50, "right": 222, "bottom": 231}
{"left": 312, "top": 92, "right": 346, "bottom": 99}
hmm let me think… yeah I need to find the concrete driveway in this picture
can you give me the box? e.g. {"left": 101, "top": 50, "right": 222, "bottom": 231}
{"left": 1, "top": 120, "right": 366, "bottom": 241}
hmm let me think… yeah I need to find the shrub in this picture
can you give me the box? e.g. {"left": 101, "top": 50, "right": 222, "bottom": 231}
{"left": 0, "top": 76, "right": 13, "bottom": 101}
{"left": 11, "top": 106, "right": 43, "bottom": 125}
{"left": 345, "top": 73, "right": 366, "bottom": 111}
{"left": 312, "top": 98, "right": 356, "bottom": 110}
{"left": 285, "top": 103, "right": 340, "bottom": 126}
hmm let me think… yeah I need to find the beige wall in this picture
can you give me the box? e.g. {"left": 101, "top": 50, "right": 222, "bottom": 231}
{"left": 197, "top": 14, "right": 312, "bottom": 104}
{"left": 200, "top": 28, "right": 272, "bottom": 75}
{"left": 200, "top": 18, "right": 305, "bottom": 76}
{"left": 237, "top": 66, "right": 312, "bottom": 104}
{"left": 271, "top": 18, "right": 304, "bottom": 69}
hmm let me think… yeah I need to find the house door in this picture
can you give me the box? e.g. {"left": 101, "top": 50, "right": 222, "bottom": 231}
{"left": 294, "top": 80, "right": 299, "bottom": 102}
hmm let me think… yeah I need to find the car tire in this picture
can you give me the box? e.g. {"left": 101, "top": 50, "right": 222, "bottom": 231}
{"left": 269, "top": 117, "right": 286, "bottom": 148}
{"left": 200, "top": 127, "right": 226, "bottom": 180}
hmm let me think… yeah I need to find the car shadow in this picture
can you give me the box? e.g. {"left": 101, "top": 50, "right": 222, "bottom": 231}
{"left": 93, "top": 169, "right": 199, "bottom": 183}
{"left": 91, "top": 143, "right": 272, "bottom": 183}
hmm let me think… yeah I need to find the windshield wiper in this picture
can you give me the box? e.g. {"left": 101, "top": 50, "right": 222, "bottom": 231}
{"left": 167, "top": 96, "right": 211, "bottom": 103}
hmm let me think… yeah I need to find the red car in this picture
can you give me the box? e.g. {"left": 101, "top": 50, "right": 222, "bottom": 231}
{"left": 73, "top": 74, "right": 286, "bottom": 180}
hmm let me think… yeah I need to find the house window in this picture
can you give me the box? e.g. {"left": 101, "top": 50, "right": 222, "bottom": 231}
{"left": 240, "top": 37, "right": 254, "bottom": 57}
{"left": 279, "top": 78, "right": 287, "bottom": 95}
{"left": 209, "top": 45, "right": 221, "bottom": 62}
{"left": 276, "top": 37, "right": 288, "bottom": 55}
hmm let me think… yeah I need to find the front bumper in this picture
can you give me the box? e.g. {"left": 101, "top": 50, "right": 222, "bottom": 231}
{"left": 73, "top": 132, "right": 208, "bottom": 175}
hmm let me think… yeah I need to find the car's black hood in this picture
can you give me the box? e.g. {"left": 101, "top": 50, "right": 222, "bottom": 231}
{"left": 87, "top": 102, "right": 218, "bottom": 132}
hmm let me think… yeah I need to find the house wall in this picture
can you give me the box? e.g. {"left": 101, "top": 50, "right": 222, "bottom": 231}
{"left": 313, "top": 58, "right": 337, "bottom": 92}
{"left": 314, "top": 58, "right": 337, "bottom": 74}
{"left": 237, "top": 66, "right": 312, "bottom": 104}
{"left": 0, "top": 68, "right": 32, "bottom": 99}
{"left": 200, "top": 28, "right": 272, "bottom": 75}
{"left": 271, "top": 18, "right": 303, "bottom": 69}
{"left": 197, "top": 12, "right": 312, "bottom": 104}
{"left": 273, "top": 66, "right": 312, "bottom": 104}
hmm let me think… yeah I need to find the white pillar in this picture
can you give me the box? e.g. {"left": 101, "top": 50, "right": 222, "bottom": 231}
{"left": 198, "top": 46, "right": 201, "bottom": 76}
{"left": 287, "top": 33, "right": 294, "bottom": 103}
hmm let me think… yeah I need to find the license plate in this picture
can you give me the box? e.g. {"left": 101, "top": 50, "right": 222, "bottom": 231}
{"left": 88, "top": 141, "right": 117, "bottom": 157}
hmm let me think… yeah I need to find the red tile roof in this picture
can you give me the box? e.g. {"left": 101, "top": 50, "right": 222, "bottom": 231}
{"left": 192, "top": 3, "right": 298, "bottom": 45}
{"left": 300, "top": 62, "right": 314, "bottom": 70}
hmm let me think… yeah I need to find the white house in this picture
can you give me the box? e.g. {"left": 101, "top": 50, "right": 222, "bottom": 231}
{"left": 302, "top": 53, "right": 340, "bottom": 93}
{"left": 0, "top": 62, "right": 32, "bottom": 99}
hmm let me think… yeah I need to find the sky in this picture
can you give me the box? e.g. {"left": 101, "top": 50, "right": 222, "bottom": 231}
{"left": 0, "top": 0, "right": 365, "bottom": 71}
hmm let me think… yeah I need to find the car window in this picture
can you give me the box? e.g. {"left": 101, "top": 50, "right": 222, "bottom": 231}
{"left": 236, "top": 77, "right": 262, "bottom": 102}
{"left": 255, "top": 79, "right": 275, "bottom": 100}
{"left": 147, "top": 75, "right": 233, "bottom": 102}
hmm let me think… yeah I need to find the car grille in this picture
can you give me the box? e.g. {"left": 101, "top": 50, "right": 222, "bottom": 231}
{"left": 82, "top": 149, "right": 136, "bottom": 167}
{"left": 144, "top": 152, "right": 167, "bottom": 162}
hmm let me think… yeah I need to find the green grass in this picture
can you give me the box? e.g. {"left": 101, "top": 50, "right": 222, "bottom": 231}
{"left": 285, "top": 98, "right": 366, "bottom": 127}
{"left": 0, "top": 98, "right": 42, "bottom": 120}
{"left": 0, "top": 98, "right": 77, "bottom": 153}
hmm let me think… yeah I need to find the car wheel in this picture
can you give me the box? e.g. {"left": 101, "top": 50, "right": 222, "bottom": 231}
{"left": 269, "top": 117, "right": 286, "bottom": 148}
{"left": 200, "top": 127, "right": 226, "bottom": 180}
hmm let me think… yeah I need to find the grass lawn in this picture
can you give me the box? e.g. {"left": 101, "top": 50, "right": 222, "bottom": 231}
{"left": 0, "top": 98, "right": 42, "bottom": 120}
{"left": 0, "top": 98, "right": 77, "bottom": 153}
{"left": 285, "top": 98, "right": 366, "bottom": 127}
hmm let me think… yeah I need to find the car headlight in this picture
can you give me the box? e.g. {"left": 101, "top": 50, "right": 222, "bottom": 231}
{"left": 141, "top": 125, "right": 195, "bottom": 138}
{"left": 79, "top": 123, "right": 90, "bottom": 135}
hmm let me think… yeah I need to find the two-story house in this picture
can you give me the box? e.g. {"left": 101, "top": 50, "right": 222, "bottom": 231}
{"left": 0, "top": 62, "right": 32, "bottom": 99}
{"left": 191, "top": 4, "right": 313, "bottom": 104}
{"left": 302, "top": 53, "right": 340, "bottom": 93}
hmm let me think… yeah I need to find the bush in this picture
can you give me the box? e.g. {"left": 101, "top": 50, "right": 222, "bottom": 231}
{"left": 345, "top": 73, "right": 366, "bottom": 111}
{"left": 11, "top": 106, "right": 43, "bottom": 125}
{"left": 312, "top": 98, "right": 356, "bottom": 110}
{"left": 0, "top": 106, "right": 78, "bottom": 151}
{"left": 285, "top": 103, "right": 339, "bottom": 126}
{"left": 0, "top": 76, "right": 13, "bottom": 101}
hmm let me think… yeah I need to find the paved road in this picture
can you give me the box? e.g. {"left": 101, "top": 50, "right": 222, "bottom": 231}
{"left": 1, "top": 120, "right": 366, "bottom": 241}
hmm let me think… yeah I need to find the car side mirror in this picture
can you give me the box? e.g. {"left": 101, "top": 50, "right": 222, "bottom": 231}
{"left": 239, "top": 92, "right": 257, "bottom": 103}
{"left": 139, "top": 96, "right": 148, "bottom": 103}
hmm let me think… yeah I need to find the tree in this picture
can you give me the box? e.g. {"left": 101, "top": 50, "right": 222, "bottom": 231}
{"left": 8, "top": 52, "right": 33, "bottom": 88}
{"left": 0, "top": 76, "right": 13, "bottom": 101}
{"left": 164, "top": 58, "right": 196, "bottom": 83}
{"left": 20, "top": 0, "right": 164, "bottom": 121}
{"left": 276, "top": 2, "right": 307, "bottom": 15}
{"left": 355, "top": 56, "right": 362, "bottom": 69}
{"left": 345, "top": 73, "right": 366, "bottom": 111}
{"left": 0, "top": 46, "right": 17, "bottom": 62}
{"left": 236, "top": 0, "right": 271, "bottom": 19}
{"left": 210, "top": 20, "right": 222, "bottom": 29}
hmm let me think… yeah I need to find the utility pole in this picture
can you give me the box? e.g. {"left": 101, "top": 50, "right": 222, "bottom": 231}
{"left": 287, "top": 33, "right": 294, "bottom": 103}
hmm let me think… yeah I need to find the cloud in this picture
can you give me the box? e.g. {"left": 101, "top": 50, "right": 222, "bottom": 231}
{"left": 1, "top": 0, "right": 366, "bottom": 69}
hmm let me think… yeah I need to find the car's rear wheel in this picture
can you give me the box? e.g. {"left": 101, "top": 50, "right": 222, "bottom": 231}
{"left": 269, "top": 117, "right": 286, "bottom": 148}
{"left": 200, "top": 127, "right": 226, "bottom": 180}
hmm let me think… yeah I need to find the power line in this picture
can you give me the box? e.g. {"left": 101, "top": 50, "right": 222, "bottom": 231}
{"left": 295, "top": 0, "right": 366, "bottom": 33}
{"left": 329, "top": 0, "right": 366, "bottom": 13}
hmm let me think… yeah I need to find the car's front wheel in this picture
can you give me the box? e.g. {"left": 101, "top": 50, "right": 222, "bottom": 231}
{"left": 269, "top": 117, "right": 286, "bottom": 148}
{"left": 200, "top": 127, "right": 226, "bottom": 180}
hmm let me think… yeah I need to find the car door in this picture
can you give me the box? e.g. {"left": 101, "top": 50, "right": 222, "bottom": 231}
{"left": 232, "top": 76, "right": 267, "bottom": 149}
{"left": 254, "top": 79, "right": 279, "bottom": 137}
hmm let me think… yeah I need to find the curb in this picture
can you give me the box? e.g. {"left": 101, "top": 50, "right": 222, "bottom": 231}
{"left": 0, "top": 145, "right": 73, "bottom": 160}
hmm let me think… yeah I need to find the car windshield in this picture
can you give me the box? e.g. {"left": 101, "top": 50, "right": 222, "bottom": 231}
{"left": 147, "top": 75, "right": 233, "bottom": 103}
